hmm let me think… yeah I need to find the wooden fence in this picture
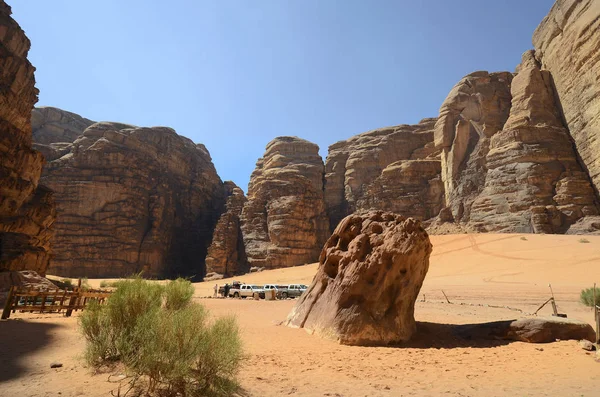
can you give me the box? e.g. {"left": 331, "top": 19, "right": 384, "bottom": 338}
{"left": 1, "top": 286, "right": 111, "bottom": 319}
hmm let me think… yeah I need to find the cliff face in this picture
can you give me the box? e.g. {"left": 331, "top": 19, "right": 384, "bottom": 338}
{"left": 241, "top": 137, "right": 330, "bottom": 269}
{"left": 32, "top": 106, "right": 94, "bottom": 145}
{"left": 324, "top": 119, "right": 442, "bottom": 230}
{"left": 40, "top": 121, "right": 224, "bottom": 278}
{"left": 533, "top": 0, "right": 600, "bottom": 196}
{"left": 0, "top": 1, "right": 55, "bottom": 274}
{"left": 205, "top": 181, "right": 247, "bottom": 277}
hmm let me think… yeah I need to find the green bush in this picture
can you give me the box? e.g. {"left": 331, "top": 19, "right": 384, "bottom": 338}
{"left": 580, "top": 287, "right": 600, "bottom": 307}
{"left": 60, "top": 278, "right": 74, "bottom": 289}
{"left": 579, "top": 238, "right": 590, "bottom": 243}
{"left": 164, "top": 278, "right": 195, "bottom": 311}
{"left": 80, "top": 278, "right": 242, "bottom": 396}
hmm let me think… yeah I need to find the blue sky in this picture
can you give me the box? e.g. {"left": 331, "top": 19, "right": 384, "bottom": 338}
{"left": 12, "top": 0, "right": 554, "bottom": 192}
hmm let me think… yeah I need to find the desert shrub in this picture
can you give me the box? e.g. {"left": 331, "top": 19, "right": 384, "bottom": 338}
{"left": 99, "top": 280, "right": 121, "bottom": 289}
{"left": 80, "top": 278, "right": 242, "bottom": 396}
{"left": 579, "top": 238, "right": 590, "bottom": 243}
{"left": 580, "top": 287, "right": 600, "bottom": 307}
{"left": 520, "top": 236, "right": 527, "bottom": 241}
{"left": 164, "top": 278, "right": 195, "bottom": 311}
{"left": 60, "top": 278, "right": 74, "bottom": 289}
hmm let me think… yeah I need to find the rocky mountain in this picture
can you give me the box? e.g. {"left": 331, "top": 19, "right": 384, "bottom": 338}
{"left": 205, "top": 181, "right": 247, "bottom": 277}
{"left": 36, "top": 118, "right": 224, "bottom": 278}
{"left": 240, "top": 137, "right": 330, "bottom": 269}
{"left": 0, "top": 1, "right": 55, "bottom": 275}
{"left": 32, "top": 106, "right": 94, "bottom": 145}
{"left": 324, "top": 119, "right": 442, "bottom": 230}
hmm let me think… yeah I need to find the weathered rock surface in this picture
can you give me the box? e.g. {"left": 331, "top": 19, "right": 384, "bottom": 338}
{"left": 454, "top": 316, "right": 596, "bottom": 344}
{"left": 325, "top": 119, "right": 442, "bottom": 230}
{"left": 468, "top": 51, "right": 598, "bottom": 233}
{"left": 41, "top": 121, "right": 224, "bottom": 278}
{"left": 286, "top": 211, "right": 432, "bottom": 346}
{"left": 0, "top": 1, "right": 55, "bottom": 274}
{"left": 205, "top": 181, "right": 247, "bottom": 277}
{"left": 533, "top": 0, "right": 600, "bottom": 196}
{"left": 241, "top": 137, "right": 330, "bottom": 270}
{"left": 0, "top": 270, "right": 57, "bottom": 306}
{"left": 32, "top": 106, "right": 94, "bottom": 145}
{"left": 434, "top": 71, "right": 513, "bottom": 225}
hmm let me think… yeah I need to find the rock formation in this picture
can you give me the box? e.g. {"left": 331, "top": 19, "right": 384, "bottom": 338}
{"left": 324, "top": 119, "right": 443, "bottom": 230}
{"left": 0, "top": 1, "right": 55, "bottom": 274}
{"left": 468, "top": 51, "right": 598, "bottom": 233}
{"left": 40, "top": 121, "right": 224, "bottom": 278}
{"left": 434, "top": 71, "right": 513, "bottom": 226}
{"left": 205, "top": 181, "right": 247, "bottom": 277}
{"left": 241, "top": 137, "right": 329, "bottom": 269}
{"left": 286, "top": 211, "right": 432, "bottom": 346}
{"left": 533, "top": 0, "right": 600, "bottom": 196}
{"left": 32, "top": 106, "right": 94, "bottom": 145}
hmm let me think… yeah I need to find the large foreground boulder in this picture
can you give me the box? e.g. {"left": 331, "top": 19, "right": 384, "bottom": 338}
{"left": 286, "top": 211, "right": 432, "bottom": 346}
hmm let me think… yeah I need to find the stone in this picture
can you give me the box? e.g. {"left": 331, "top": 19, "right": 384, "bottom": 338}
{"left": 205, "top": 181, "right": 248, "bottom": 277}
{"left": 32, "top": 106, "right": 94, "bottom": 145}
{"left": 469, "top": 51, "right": 598, "bottom": 233}
{"left": 579, "top": 339, "right": 595, "bottom": 351}
{"left": 506, "top": 317, "right": 596, "bottom": 343}
{"left": 286, "top": 211, "right": 432, "bottom": 346}
{"left": 240, "top": 136, "right": 330, "bottom": 270}
{"left": 533, "top": 0, "right": 600, "bottom": 196}
{"left": 434, "top": 71, "right": 513, "bottom": 226}
{"left": 453, "top": 316, "right": 596, "bottom": 344}
{"left": 50, "top": 362, "right": 63, "bottom": 369}
{"left": 324, "top": 119, "right": 441, "bottom": 230}
{"left": 39, "top": 120, "right": 224, "bottom": 278}
{"left": 566, "top": 216, "right": 600, "bottom": 235}
{"left": 0, "top": 1, "right": 56, "bottom": 274}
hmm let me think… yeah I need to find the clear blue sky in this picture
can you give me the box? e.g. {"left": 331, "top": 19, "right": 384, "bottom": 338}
{"left": 12, "top": 0, "right": 554, "bottom": 192}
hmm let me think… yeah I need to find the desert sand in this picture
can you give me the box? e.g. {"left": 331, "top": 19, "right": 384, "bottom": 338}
{"left": 1, "top": 233, "right": 599, "bottom": 397}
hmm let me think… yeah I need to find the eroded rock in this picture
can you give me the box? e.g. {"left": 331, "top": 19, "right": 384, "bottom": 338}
{"left": 240, "top": 136, "right": 329, "bottom": 269}
{"left": 0, "top": 1, "right": 56, "bottom": 274}
{"left": 325, "top": 119, "right": 441, "bottom": 230}
{"left": 286, "top": 211, "right": 432, "bottom": 346}
{"left": 205, "top": 181, "right": 247, "bottom": 277}
{"left": 40, "top": 121, "right": 224, "bottom": 278}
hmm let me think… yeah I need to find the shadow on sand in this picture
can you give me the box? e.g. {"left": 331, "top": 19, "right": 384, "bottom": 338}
{"left": 0, "top": 318, "right": 60, "bottom": 382}
{"left": 403, "top": 320, "right": 517, "bottom": 349}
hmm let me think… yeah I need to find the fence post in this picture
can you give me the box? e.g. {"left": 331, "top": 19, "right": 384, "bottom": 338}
{"left": 1, "top": 286, "right": 15, "bottom": 320}
{"left": 596, "top": 306, "right": 600, "bottom": 344}
{"left": 65, "top": 288, "right": 79, "bottom": 317}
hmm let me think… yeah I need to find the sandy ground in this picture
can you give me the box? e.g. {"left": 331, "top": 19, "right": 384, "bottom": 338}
{"left": 1, "top": 233, "right": 600, "bottom": 396}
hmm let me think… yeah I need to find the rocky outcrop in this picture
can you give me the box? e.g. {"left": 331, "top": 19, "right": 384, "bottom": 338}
{"left": 0, "top": 1, "right": 55, "bottom": 274}
{"left": 533, "top": 0, "right": 600, "bottom": 196}
{"left": 434, "top": 71, "right": 513, "bottom": 224}
{"left": 205, "top": 181, "right": 247, "bottom": 277}
{"left": 468, "top": 51, "right": 598, "bottom": 233}
{"left": 286, "top": 211, "right": 432, "bottom": 346}
{"left": 324, "top": 119, "right": 442, "bottom": 230}
{"left": 41, "top": 121, "right": 224, "bottom": 278}
{"left": 32, "top": 106, "right": 94, "bottom": 145}
{"left": 241, "top": 137, "right": 329, "bottom": 270}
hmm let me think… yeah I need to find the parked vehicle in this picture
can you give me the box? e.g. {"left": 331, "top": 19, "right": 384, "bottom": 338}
{"left": 279, "top": 284, "right": 307, "bottom": 299}
{"left": 230, "top": 284, "right": 265, "bottom": 299}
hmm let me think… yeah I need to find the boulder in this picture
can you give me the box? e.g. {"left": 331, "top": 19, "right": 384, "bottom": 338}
{"left": 240, "top": 136, "right": 330, "bottom": 270}
{"left": 0, "top": 1, "right": 56, "bottom": 274}
{"left": 38, "top": 120, "right": 225, "bottom": 278}
{"left": 286, "top": 211, "right": 432, "bottom": 346}
{"left": 205, "top": 181, "right": 248, "bottom": 277}
{"left": 324, "top": 119, "right": 441, "bottom": 230}
{"left": 505, "top": 317, "right": 596, "bottom": 343}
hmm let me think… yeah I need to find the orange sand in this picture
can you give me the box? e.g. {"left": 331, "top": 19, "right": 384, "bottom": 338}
{"left": 2, "top": 233, "right": 599, "bottom": 396}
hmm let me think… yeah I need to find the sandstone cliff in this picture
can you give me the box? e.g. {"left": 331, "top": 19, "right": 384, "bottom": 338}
{"left": 241, "top": 137, "right": 329, "bottom": 269}
{"left": 533, "top": 0, "right": 600, "bottom": 197}
{"left": 40, "top": 121, "right": 224, "bottom": 278}
{"left": 0, "top": 1, "right": 55, "bottom": 274}
{"left": 32, "top": 106, "right": 94, "bottom": 145}
{"left": 324, "top": 119, "right": 443, "bottom": 230}
{"left": 205, "top": 181, "right": 247, "bottom": 277}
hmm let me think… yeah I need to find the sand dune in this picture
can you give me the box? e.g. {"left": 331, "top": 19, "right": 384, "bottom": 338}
{"left": 2, "top": 234, "right": 600, "bottom": 397}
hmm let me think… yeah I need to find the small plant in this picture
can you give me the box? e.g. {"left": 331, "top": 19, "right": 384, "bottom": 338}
{"left": 164, "top": 278, "right": 195, "bottom": 310}
{"left": 80, "top": 277, "right": 242, "bottom": 395}
{"left": 99, "top": 280, "right": 120, "bottom": 289}
{"left": 60, "top": 278, "right": 74, "bottom": 289}
{"left": 579, "top": 238, "right": 590, "bottom": 243}
{"left": 520, "top": 236, "right": 528, "bottom": 241}
{"left": 580, "top": 287, "right": 600, "bottom": 307}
